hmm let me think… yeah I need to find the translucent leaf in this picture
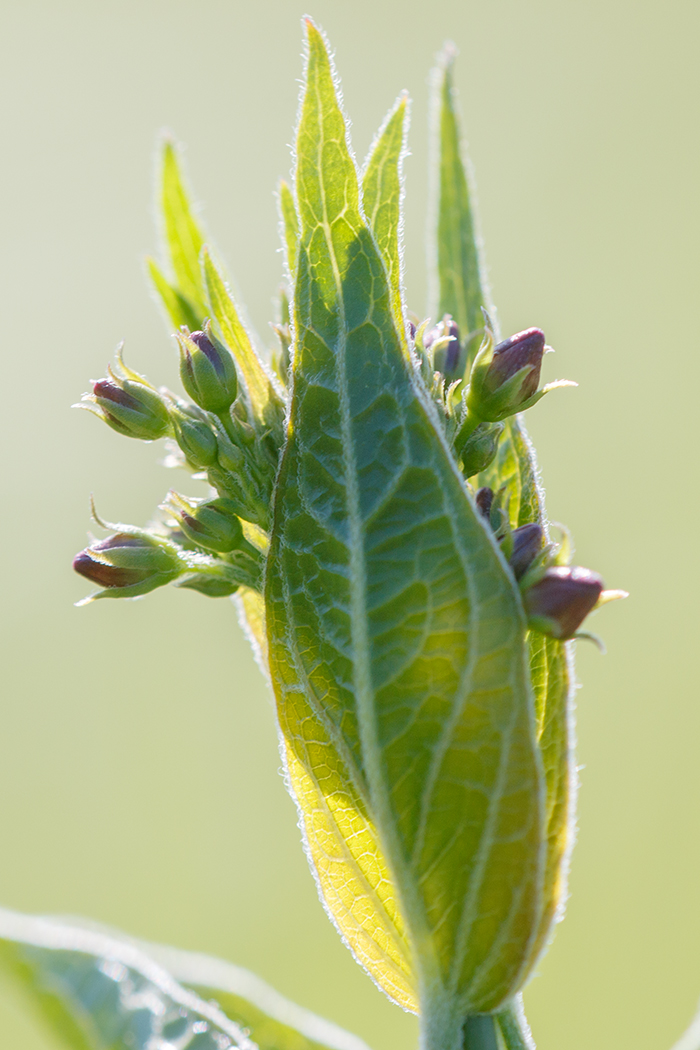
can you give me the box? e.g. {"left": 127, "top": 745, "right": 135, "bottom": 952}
{"left": 202, "top": 247, "right": 284, "bottom": 425}
{"left": 429, "top": 46, "right": 576, "bottom": 968}
{"left": 361, "top": 94, "right": 409, "bottom": 349}
{"left": 0, "top": 908, "right": 254, "bottom": 1050}
{"left": 428, "top": 47, "right": 485, "bottom": 355}
{"left": 278, "top": 180, "right": 299, "bottom": 279}
{"left": 159, "top": 140, "right": 208, "bottom": 324}
{"left": 265, "top": 19, "right": 546, "bottom": 1029}
{"left": 147, "top": 256, "right": 201, "bottom": 331}
{"left": 134, "top": 938, "right": 373, "bottom": 1050}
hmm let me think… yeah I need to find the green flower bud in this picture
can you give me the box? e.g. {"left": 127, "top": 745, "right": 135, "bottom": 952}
{"left": 169, "top": 406, "right": 218, "bottom": 469}
{"left": 459, "top": 421, "right": 504, "bottom": 477}
{"left": 164, "top": 493, "right": 244, "bottom": 554}
{"left": 467, "top": 327, "right": 546, "bottom": 423}
{"left": 73, "top": 532, "right": 182, "bottom": 601}
{"left": 78, "top": 348, "right": 170, "bottom": 441}
{"left": 176, "top": 572, "right": 239, "bottom": 598}
{"left": 177, "top": 326, "right": 238, "bottom": 414}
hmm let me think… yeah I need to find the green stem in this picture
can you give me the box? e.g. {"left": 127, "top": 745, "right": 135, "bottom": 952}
{"left": 453, "top": 408, "right": 482, "bottom": 454}
{"left": 462, "top": 1015, "right": 500, "bottom": 1050}
{"left": 495, "top": 997, "right": 535, "bottom": 1050}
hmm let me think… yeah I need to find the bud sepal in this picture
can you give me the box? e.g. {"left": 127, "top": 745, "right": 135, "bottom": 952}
{"left": 76, "top": 346, "right": 171, "bottom": 442}
{"left": 177, "top": 323, "right": 239, "bottom": 414}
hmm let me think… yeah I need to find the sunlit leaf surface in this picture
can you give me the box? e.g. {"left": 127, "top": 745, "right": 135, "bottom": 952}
{"left": 265, "top": 20, "right": 545, "bottom": 1020}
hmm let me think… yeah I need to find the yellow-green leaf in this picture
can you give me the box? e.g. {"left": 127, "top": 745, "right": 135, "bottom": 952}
{"left": 202, "top": 247, "right": 284, "bottom": 424}
{"left": 279, "top": 179, "right": 299, "bottom": 279}
{"left": 361, "top": 94, "right": 409, "bottom": 349}
{"left": 265, "top": 20, "right": 546, "bottom": 1034}
{"left": 160, "top": 139, "right": 208, "bottom": 323}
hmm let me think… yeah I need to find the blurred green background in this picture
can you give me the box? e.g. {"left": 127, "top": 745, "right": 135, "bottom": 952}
{"left": 0, "top": 1, "right": 698, "bottom": 1047}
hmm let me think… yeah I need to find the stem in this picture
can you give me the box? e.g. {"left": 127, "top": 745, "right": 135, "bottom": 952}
{"left": 494, "top": 997, "right": 535, "bottom": 1050}
{"left": 453, "top": 408, "right": 482, "bottom": 454}
{"left": 462, "top": 1015, "right": 500, "bottom": 1050}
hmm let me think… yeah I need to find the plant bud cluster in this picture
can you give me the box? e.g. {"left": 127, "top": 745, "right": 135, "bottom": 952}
{"left": 476, "top": 484, "right": 626, "bottom": 641}
{"left": 73, "top": 321, "right": 278, "bottom": 604}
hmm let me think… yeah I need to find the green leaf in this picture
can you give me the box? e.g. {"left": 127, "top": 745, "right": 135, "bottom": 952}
{"left": 265, "top": 19, "right": 546, "bottom": 1034}
{"left": 361, "top": 94, "right": 409, "bottom": 349}
{"left": 144, "top": 940, "right": 372, "bottom": 1050}
{"left": 0, "top": 908, "right": 254, "bottom": 1050}
{"left": 429, "top": 46, "right": 486, "bottom": 355}
{"left": 279, "top": 180, "right": 299, "bottom": 279}
{"left": 159, "top": 139, "right": 208, "bottom": 324}
{"left": 147, "top": 256, "right": 201, "bottom": 331}
{"left": 428, "top": 46, "right": 576, "bottom": 973}
{"left": 201, "top": 247, "right": 284, "bottom": 425}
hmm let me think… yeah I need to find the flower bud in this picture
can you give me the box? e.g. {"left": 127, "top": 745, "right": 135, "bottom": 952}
{"left": 73, "top": 532, "right": 182, "bottom": 600}
{"left": 169, "top": 407, "right": 218, "bottom": 469}
{"left": 508, "top": 522, "right": 544, "bottom": 581}
{"left": 475, "top": 486, "right": 493, "bottom": 520}
{"left": 524, "top": 565, "right": 604, "bottom": 640}
{"left": 485, "top": 328, "right": 545, "bottom": 401}
{"left": 176, "top": 573, "right": 239, "bottom": 598}
{"left": 79, "top": 351, "right": 171, "bottom": 441}
{"left": 425, "top": 314, "right": 462, "bottom": 378}
{"left": 165, "top": 493, "right": 244, "bottom": 554}
{"left": 459, "top": 421, "right": 503, "bottom": 478}
{"left": 178, "top": 326, "right": 238, "bottom": 414}
{"left": 465, "top": 326, "right": 552, "bottom": 424}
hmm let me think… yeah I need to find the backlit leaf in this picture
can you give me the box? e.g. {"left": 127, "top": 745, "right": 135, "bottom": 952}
{"left": 429, "top": 47, "right": 485, "bottom": 358}
{"left": 279, "top": 180, "right": 299, "bottom": 279}
{"left": 159, "top": 140, "right": 208, "bottom": 324}
{"left": 265, "top": 19, "right": 546, "bottom": 1030}
{"left": 0, "top": 908, "right": 253, "bottom": 1050}
{"left": 429, "top": 46, "right": 576, "bottom": 967}
{"left": 138, "top": 938, "right": 373, "bottom": 1050}
{"left": 202, "top": 247, "right": 284, "bottom": 426}
{"left": 147, "top": 256, "right": 201, "bottom": 331}
{"left": 361, "top": 95, "right": 409, "bottom": 349}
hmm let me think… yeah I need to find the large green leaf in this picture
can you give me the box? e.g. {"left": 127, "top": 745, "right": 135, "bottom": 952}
{"left": 265, "top": 19, "right": 546, "bottom": 1035}
{"left": 145, "top": 940, "right": 371, "bottom": 1050}
{"left": 0, "top": 908, "right": 253, "bottom": 1050}
{"left": 429, "top": 47, "right": 576, "bottom": 972}
{"left": 0, "top": 909, "right": 371, "bottom": 1050}
{"left": 361, "top": 94, "right": 409, "bottom": 349}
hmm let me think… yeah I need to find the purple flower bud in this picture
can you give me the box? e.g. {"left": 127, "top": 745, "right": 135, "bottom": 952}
{"left": 73, "top": 532, "right": 182, "bottom": 599}
{"left": 178, "top": 328, "right": 238, "bottom": 414}
{"left": 524, "top": 565, "right": 604, "bottom": 640}
{"left": 475, "top": 487, "right": 493, "bottom": 520}
{"left": 89, "top": 375, "right": 170, "bottom": 441}
{"left": 425, "top": 315, "right": 462, "bottom": 378}
{"left": 484, "top": 328, "right": 545, "bottom": 401}
{"left": 508, "top": 522, "right": 544, "bottom": 581}
{"left": 168, "top": 495, "right": 244, "bottom": 554}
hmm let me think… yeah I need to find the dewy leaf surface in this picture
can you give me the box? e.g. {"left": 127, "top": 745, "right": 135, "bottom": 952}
{"left": 428, "top": 48, "right": 576, "bottom": 963}
{"left": 266, "top": 19, "right": 545, "bottom": 1018}
{"left": 361, "top": 95, "right": 409, "bottom": 350}
{"left": 0, "top": 909, "right": 254, "bottom": 1050}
